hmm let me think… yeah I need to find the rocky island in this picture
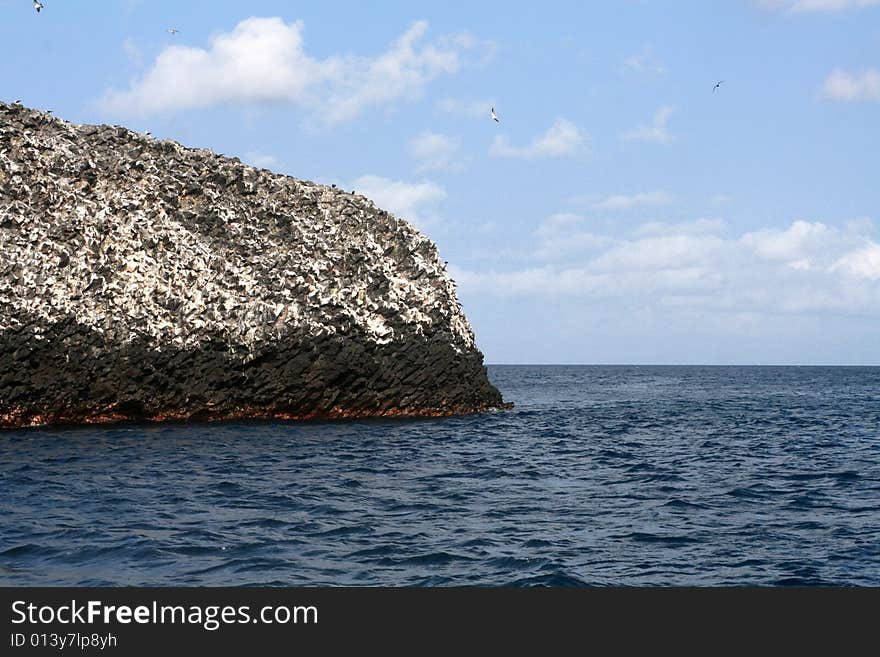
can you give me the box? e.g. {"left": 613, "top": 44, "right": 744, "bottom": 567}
{"left": 0, "top": 102, "right": 508, "bottom": 428}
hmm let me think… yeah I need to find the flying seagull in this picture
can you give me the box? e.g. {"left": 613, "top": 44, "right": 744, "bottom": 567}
{"left": 491, "top": 107, "right": 499, "bottom": 123}
{"left": 33, "top": 1, "right": 43, "bottom": 13}
{"left": 167, "top": 28, "right": 179, "bottom": 35}
{"left": 713, "top": 80, "right": 724, "bottom": 93}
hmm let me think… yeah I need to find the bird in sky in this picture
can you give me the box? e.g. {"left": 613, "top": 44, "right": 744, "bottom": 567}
{"left": 33, "top": 1, "right": 43, "bottom": 13}
{"left": 491, "top": 107, "right": 499, "bottom": 123}
{"left": 713, "top": 80, "right": 724, "bottom": 93}
{"left": 167, "top": 28, "right": 179, "bottom": 35}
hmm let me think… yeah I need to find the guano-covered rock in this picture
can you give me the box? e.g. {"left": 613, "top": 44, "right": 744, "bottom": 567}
{"left": 0, "top": 102, "right": 509, "bottom": 428}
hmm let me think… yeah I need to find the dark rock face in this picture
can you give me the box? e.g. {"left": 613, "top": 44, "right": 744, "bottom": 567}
{"left": 0, "top": 102, "right": 508, "bottom": 428}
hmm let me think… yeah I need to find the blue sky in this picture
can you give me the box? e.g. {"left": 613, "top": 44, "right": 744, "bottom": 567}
{"left": 2, "top": 0, "right": 879, "bottom": 364}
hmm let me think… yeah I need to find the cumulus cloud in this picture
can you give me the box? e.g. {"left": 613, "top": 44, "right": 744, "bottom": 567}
{"left": 489, "top": 118, "right": 587, "bottom": 159}
{"left": 99, "top": 18, "right": 478, "bottom": 124}
{"left": 453, "top": 217, "right": 880, "bottom": 318}
{"left": 757, "top": 0, "right": 880, "bottom": 11}
{"left": 740, "top": 220, "right": 837, "bottom": 266}
{"left": 821, "top": 68, "right": 880, "bottom": 102}
{"left": 350, "top": 175, "right": 446, "bottom": 227}
{"left": 832, "top": 243, "right": 880, "bottom": 279}
{"left": 408, "top": 131, "right": 464, "bottom": 172}
{"left": 622, "top": 106, "right": 675, "bottom": 144}
{"left": 592, "top": 191, "right": 676, "bottom": 212}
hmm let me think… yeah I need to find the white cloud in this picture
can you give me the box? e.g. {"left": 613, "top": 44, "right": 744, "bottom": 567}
{"left": 622, "top": 47, "right": 666, "bottom": 76}
{"left": 533, "top": 213, "right": 611, "bottom": 260}
{"left": 99, "top": 18, "right": 478, "bottom": 124}
{"left": 820, "top": 68, "right": 880, "bottom": 102}
{"left": 634, "top": 218, "right": 727, "bottom": 237}
{"left": 758, "top": 0, "right": 880, "bottom": 11}
{"left": 436, "top": 97, "right": 495, "bottom": 120}
{"left": 408, "top": 131, "right": 464, "bottom": 172}
{"left": 453, "top": 218, "right": 880, "bottom": 318}
{"left": 592, "top": 191, "right": 675, "bottom": 212}
{"left": 832, "top": 243, "right": 880, "bottom": 279}
{"left": 591, "top": 234, "right": 725, "bottom": 272}
{"left": 622, "top": 106, "right": 675, "bottom": 144}
{"left": 531, "top": 214, "right": 725, "bottom": 263}
{"left": 489, "top": 118, "right": 587, "bottom": 159}
{"left": 740, "top": 220, "right": 838, "bottom": 265}
{"left": 243, "top": 151, "right": 280, "bottom": 169}
{"left": 350, "top": 175, "right": 446, "bottom": 227}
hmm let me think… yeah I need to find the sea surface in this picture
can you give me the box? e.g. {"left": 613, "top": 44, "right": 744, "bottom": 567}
{"left": 1, "top": 365, "right": 878, "bottom": 586}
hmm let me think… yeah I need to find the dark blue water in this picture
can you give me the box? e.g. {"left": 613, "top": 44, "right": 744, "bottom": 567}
{"left": 1, "top": 366, "right": 879, "bottom": 586}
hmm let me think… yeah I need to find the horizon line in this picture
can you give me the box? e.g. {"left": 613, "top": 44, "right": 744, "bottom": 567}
{"left": 485, "top": 363, "right": 880, "bottom": 367}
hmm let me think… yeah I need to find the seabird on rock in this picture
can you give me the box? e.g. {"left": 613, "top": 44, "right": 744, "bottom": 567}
{"left": 144, "top": 131, "right": 152, "bottom": 136}
{"left": 713, "top": 80, "right": 724, "bottom": 93}
{"left": 33, "top": 1, "right": 43, "bottom": 13}
{"left": 491, "top": 107, "right": 500, "bottom": 123}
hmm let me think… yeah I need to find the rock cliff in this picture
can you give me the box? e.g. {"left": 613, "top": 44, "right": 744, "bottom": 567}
{"left": 0, "top": 102, "right": 508, "bottom": 428}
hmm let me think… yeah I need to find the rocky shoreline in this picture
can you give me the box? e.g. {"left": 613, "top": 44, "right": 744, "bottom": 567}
{"left": 0, "top": 102, "right": 509, "bottom": 428}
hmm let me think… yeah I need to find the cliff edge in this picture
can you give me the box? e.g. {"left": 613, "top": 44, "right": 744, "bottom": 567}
{"left": 0, "top": 102, "right": 508, "bottom": 428}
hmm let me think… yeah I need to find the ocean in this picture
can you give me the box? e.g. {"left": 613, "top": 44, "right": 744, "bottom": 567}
{"left": 1, "top": 365, "right": 878, "bottom": 586}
